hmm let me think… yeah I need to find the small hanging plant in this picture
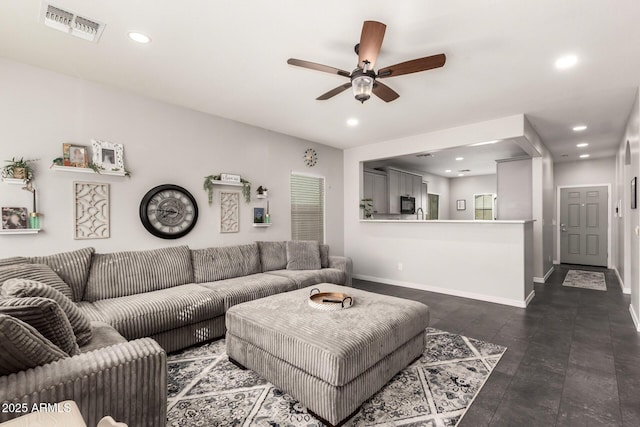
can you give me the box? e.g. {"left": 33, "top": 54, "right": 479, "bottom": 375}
{"left": 204, "top": 174, "right": 251, "bottom": 206}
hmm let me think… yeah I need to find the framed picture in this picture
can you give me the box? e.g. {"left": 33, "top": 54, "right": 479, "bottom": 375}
{"left": 1, "top": 207, "right": 28, "bottom": 229}
{"left": 63, "top": 143, "right": 88, "bottom": 167}
{"left": 91, "top": 140, "right": 124, "bottom": 172}
{"left": 632, "top": 177, "right": 637, "bottom": 210}
{"left": 253, "top": 207, "right": 265, "bottom": 223}
{"left": 457, "top": 199, "right": 466, "bottom": 211}
{"left": 74, "top": 182, "right": 110, "bottom": 239}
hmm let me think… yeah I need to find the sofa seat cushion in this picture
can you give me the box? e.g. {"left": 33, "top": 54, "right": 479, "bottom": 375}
{"left": 198, "top": 273, "right": 297, "bottom": 310}
{"left": 266, "top": 268, "right": 346, "bottom": 287}
{"left": 89, "top": 284, "right": 225, "bottom": 339}
{"left": 84, "top": 245, "right": 194, "bottom": 302}
{"left": 0, "top": 314, "right": 68, "bottom": 376}
{"left": 79, "top": 321, "right": 127, "bottom": 353}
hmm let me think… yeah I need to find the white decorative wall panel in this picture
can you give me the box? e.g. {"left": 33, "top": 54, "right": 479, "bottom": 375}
{"left": 74, "top": 182, "right": 110, "bottom": 239}
{"left": 220, "top": 192, "right": 239, "bottom": 233}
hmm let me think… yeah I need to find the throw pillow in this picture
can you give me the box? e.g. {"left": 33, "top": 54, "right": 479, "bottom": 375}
{"left": 0, "top": 263, "right": 74, "bottom": 301}
{"left": 286, "top": 240, "right": 322, "bottom": 271}
{"left": 257, "top": 241, "right": 287, "bottom": 272}
{"left": 0, "top": 314, "right": 67, "bottom": 376}
{"left": 0, "top": 297, "right": 80, "bottom": 356}
{"left": 29, "top": 247, "right": 95, "bottom": 302}
{"left": 2, "top": 278, "right": 93, "bottom": 346}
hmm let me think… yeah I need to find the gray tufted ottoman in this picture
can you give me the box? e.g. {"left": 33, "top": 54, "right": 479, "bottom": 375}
{"left": 226, "top": 283, "right": 430, "bottom": 426}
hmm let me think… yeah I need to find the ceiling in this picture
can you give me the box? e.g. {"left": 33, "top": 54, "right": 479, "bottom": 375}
{"left": 365, "top": 139, "right": 528, "bottom": 178}
{"left": 0, "top": 0, "right": 638, "bottom": 162}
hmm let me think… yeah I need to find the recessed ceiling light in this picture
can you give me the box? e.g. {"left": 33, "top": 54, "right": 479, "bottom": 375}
{"left": 470, "top": 140, "right": 499, "bottom": 146}
{"left": 576, "top": 143, "right": 589, "bottom": 148}
{"left": 573, "top": 125, "right": 587, "bottom": 132}
{"left": 455, "top": 157, "right": 464, "bottom": 161}
{"left": 458, "top": 173, "right": 465, "bottom": 177}
{"left": 555, "top": 54, "right": 577, "bottom": 70}
{"left": 445, "top": 169, "right": 452, "bottom": 173}
{"left": 128, "top": 32, "right": 151, "bottom": 44}
{"left": 346, "top": 118, "right": 359, "bottom": 127}
{"left": 580, "top": 154, "right": 590, "bottom": 158}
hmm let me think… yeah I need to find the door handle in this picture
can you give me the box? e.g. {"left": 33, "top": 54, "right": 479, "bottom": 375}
{"left": 560, "top": 224, "right": 567, "bottom": 232}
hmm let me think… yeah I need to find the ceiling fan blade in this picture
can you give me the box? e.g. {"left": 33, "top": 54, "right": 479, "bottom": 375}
{"left": 316, "top": 83, "right": 352, "bottom": 100}
{"left": 287, "top": 58, "right": 351, "bottom": 78}
{"left": 378, "top": 53, "right": 446, "bottom": 78}
{"left": 372, "top": 81, "right": 400, "bottom": 102}
{"left": 358, "top": 21, "right": 386, "bottom": 69}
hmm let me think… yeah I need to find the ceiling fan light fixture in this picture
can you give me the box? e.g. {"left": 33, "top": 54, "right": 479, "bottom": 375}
{"left": 351, "top": 70, "right": 375, "bottom": 103}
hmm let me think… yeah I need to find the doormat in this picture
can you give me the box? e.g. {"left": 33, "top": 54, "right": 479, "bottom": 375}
{"left": 562, "top": 269, "right": 607, "bottom": 291}
{"left": 166, "top": 328, "right": 506, "bottom": 426}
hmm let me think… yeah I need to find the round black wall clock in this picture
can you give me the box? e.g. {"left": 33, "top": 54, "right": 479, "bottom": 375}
{"left": 139, "top": 184, "right": 198, "bottom": 239}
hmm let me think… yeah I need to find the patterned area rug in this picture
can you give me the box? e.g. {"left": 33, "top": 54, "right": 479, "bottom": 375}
{"left": 166, "top": 328, "right": 506, "bottom": 426}
{"left": 562, "top": 270, "right": 607, "bottom": 291}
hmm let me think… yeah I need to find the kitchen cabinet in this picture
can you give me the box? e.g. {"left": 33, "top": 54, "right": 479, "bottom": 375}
{"left": 363, "top": 170, "right": 388, "bottom": 214}
{"left": 385, "top": 168, "right": 423, "bottom": 214}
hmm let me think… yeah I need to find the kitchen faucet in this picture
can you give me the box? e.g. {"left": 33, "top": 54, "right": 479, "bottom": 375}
{"left": 416, "top": 207, "right": 424, "bottom": 220}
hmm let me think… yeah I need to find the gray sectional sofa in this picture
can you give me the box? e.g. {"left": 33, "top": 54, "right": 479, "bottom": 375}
{"left": 0, "top": 241, "right": 352, "bottom": 427}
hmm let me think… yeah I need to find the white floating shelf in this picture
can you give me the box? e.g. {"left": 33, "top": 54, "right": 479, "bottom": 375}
{"left": 0, "top": 228, "right": 42, "bottom": 235}
{"left": 210, "top": 180, "right": 243, "bottom": 187}
{"left": 51, "top": 165, "right": 126, "bottom": 177}
{"left": 256, "top": 194, "right": 268, "bottom": 199}
{"left": 2, "top": 178, "right": 27, "bottom": 185}
{"left": 252, "top": 223, "right": 272, "bottom": 227}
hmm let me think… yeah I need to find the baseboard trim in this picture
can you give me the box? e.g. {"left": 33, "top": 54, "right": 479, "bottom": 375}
{"left": 629, "top": 304, "right": 640, "bottom": 332}
{"left": 613, "top": 267, "right": 631, "bottom": 294}
{"left": 533, "top": 266, "right": 555, "bottom": 284}
{"left": 353, "top": 274, "right": 529, "bottom": 308}
{"left": 524, "top": 290, "right": 536, "bottom": 307}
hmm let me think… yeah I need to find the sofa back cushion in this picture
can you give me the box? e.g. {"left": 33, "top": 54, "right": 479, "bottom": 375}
{"left": 0, "top": 256, "right": 28, "bottom": 267}
{"left": 29, "top": 247, "right": 95, "bottom": 302}
{"left": 192, "top": 243, "right": 261, "bottom": 282}
{"left": 84, "top": 246, "right": 193, "bottom": 302}
{"left": 0, "top": 314, "right": 68, "bottom": 376}
{"left": 320, "top": 244, "right": 330, "bottom": 269}
{"left": 286, "top": 240, "right": 322, "bottom": 270}
{"left": 0, "top": 297, "right": 80, "bottom": 356}
{"left": 257, "top": 241, "right": 287, "bottom": 272}
{"left": 0, "top": 263, "right": 74, "bottom": 301}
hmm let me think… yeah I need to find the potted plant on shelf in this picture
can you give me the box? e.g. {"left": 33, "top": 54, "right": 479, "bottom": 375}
{"left": 1, "top": 157, "right": 36, "bottom": 182}
{"left": 360, "top": 198, "right": 374, "bottom": 219}
{"left": 256, "top": 186, "right": 268, "bottom": 198}
{"left": 203, "top": 174, "right": 251, "bottom": 206}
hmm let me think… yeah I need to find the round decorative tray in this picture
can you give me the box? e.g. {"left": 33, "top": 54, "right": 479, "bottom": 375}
{"left": 308, "top": 288, "right": 354, "bottom": 311}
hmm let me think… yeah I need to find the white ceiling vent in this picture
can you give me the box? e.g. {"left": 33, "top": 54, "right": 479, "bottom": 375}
{"left": 40, "top": 2, "right": 105, "bottom": 42}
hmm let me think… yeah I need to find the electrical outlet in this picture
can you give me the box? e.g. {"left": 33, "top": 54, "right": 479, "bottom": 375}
{"left": 397, "top": 262, "right": 403, "bottom": 271}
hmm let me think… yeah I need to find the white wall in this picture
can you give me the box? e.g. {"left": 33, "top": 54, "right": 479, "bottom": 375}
{"left": 0, "top": 58, "right": 344, "bottom": 257}
{"left": 449, "top": 175, "right": 496, "bottom": 220}
{"left": 615, "top": 89, "right": 639, "bottom": 328}
{"left": 553, "top": 157, "right": 616, "bottom": 267}
{"left": 496, "top": 159, "right": 532, "bottom": 220}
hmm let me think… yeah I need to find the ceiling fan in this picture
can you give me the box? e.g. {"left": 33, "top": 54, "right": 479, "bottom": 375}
{"left": 287, "top": 20, "right": 446, "bottom": 104}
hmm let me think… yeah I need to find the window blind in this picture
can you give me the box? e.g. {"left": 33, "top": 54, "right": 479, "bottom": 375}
{"left": 290, "top": 173, "right": 325, "bottom": 243}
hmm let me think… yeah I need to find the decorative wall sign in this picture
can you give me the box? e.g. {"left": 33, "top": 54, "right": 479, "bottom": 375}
{"left": 74, "top": 182, "right": 110, "bottom": 239}
{"left": 91, "top": 139, "right": 125, "bottom": 172}
{"left": 220, "top": 192, "right": 239, "bottom": 233}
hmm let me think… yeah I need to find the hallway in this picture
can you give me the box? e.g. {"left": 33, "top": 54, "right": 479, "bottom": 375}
{"left": 353, "top": 265, "right": 640, "bottom": 426}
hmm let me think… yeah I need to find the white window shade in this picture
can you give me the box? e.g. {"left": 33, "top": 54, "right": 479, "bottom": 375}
{"left": 291, "top": 173, "right": 325, "bottom": 243}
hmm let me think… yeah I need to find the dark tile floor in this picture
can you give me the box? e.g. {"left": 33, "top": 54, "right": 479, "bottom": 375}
{"left": 352, "top": 264, "right": 640, "bottom": 427}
